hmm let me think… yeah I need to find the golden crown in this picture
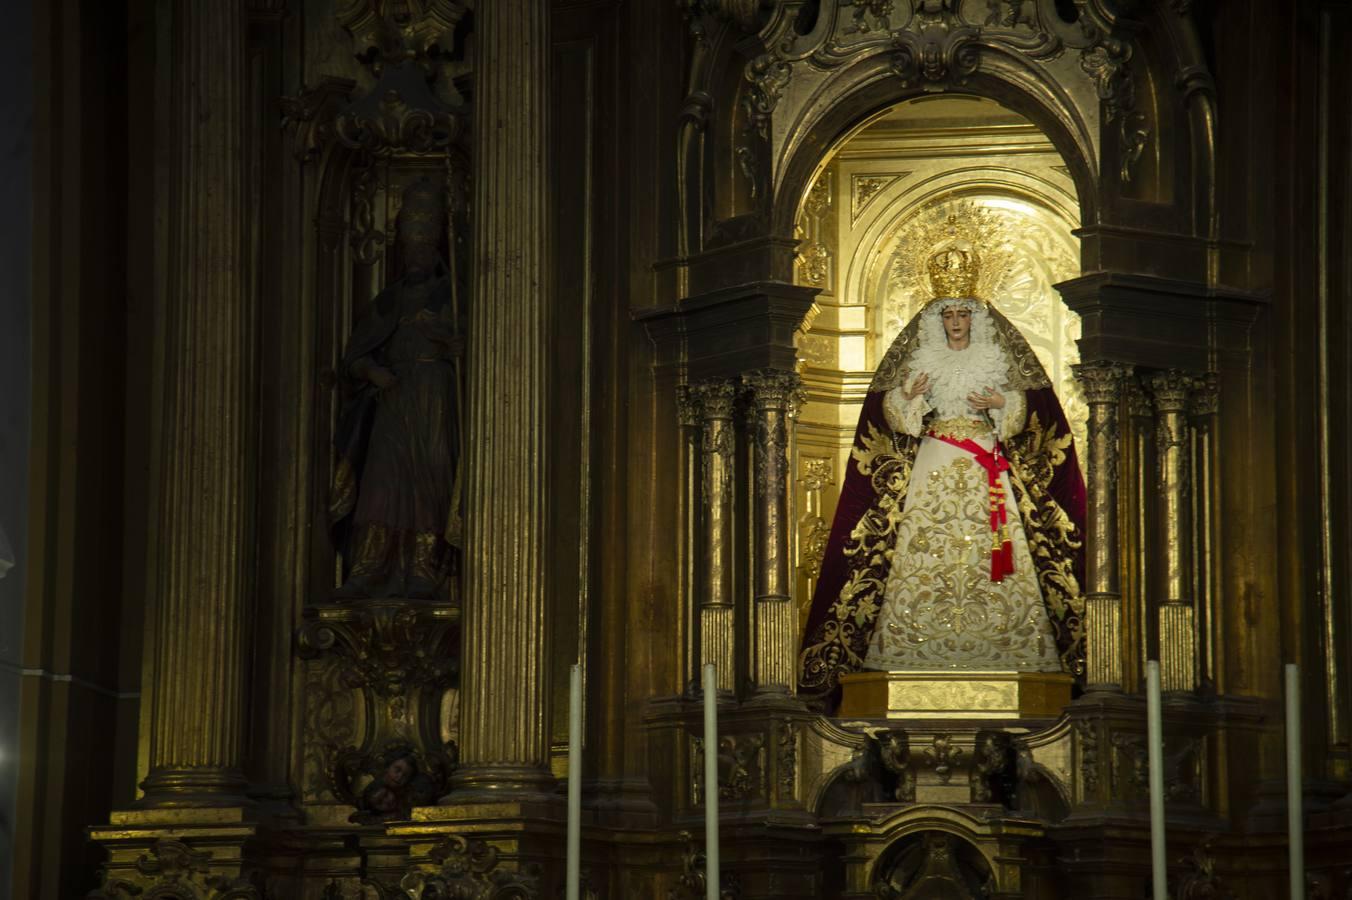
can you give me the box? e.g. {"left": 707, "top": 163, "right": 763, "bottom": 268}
{"left": 927, "top": 246, "right": 981, "bottom": 299}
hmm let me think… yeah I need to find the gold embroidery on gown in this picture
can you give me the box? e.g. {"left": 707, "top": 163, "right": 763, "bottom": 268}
{"left": 863, "top": 447, "right": 1061, "bottom": 671}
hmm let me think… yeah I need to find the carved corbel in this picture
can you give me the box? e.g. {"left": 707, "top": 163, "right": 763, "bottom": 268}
{"left": 296, "top": 600, "right": 459, "bottom": 814}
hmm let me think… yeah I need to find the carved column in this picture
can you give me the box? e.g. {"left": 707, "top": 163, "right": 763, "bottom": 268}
{"left": 454, "top": 0, "right": 552, "bottom": 794}
{"left": 1151, "top": 371, "right": 1198, "bottom": 694}
{"left": 743, "top": 369, "right": 800, "bottom": 696}
{"left": 1126, "top": 379, "right": 1156, "bottom": 687}
{"left": 1188, "top": 373, "right": 1220, "bottom": 693}
{"left": 1075, "top": 362, "right": 1129, "bottom": 692}
{"left": 677, "top": 385, "right": 702, "bottom": 690}
{"left": 694, "top": 379, "right": 738, "bottom": 693}
{"left": 139, "top": 0, "right": 254, "bottom": 807}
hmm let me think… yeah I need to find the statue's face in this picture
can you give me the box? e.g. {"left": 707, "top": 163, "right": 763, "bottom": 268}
{"left": 385, "top": 757, "right": 414, "bottom": 787}
{"left": 941, "top": 306, "right": 972, "bottom": 347}
{"left": 403, "top": 240, "right": 439, "bottom": 281}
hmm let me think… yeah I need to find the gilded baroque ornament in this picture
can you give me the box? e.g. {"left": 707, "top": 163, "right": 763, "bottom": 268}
{"left": 694, "top": 379, "right": 738, "bottom": 504}
{"left": 296, "top": 601, "right": 459, "bottom": 818}
{"left": 777, "top": 719, "right": 800, "bottom": 800}
{"left": 1075, "top": 361, "right": 1129, "bottom": 488}
{"left": 1075, "top": 719, "right": 1100, "bottom": 797}
{"left": 797, "top": 241, "right": 830, "bottom": 285}
{"left": 876, "top": 729, "right": 916, "bottom": 801}
{"left": 851, "top": 173, "right": 908, "bottom": 223}
{"left": 697, "top": 0, "right": 1151, "bottom": 170}
{"left": 335, "top": 0, "right": 469, "bottom": 75}
{"left": 87, "top": 840, "right": 268, "bottom": 900}
{"left": 923, "top": 734, "right": 964, "bottom": 785}
{"left": 401, "top": 836, "right": 542, "bottom": 900}
{"left": 668, "top": 831, "right": 743, "bottom": 900}
{"left": 692, "top": 733, "right": 769, "bottom": 803}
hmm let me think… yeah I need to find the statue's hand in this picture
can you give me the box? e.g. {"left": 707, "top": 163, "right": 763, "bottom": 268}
{"left": 367, "top": 366, "right": 399, "bottom": 390}
{"left": 967, "top": 387, "right": 1005, "bottom": 411}
{"left": 904, "top": 372, "right": 931, "bottom": 401}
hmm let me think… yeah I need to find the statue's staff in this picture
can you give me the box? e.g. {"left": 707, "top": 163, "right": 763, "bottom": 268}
{"left": 442, "top": 154, "right": 466, "bottom": 552}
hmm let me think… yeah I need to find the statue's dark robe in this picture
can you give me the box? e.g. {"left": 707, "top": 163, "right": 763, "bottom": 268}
{"left": 329, "top": 272, "right": 460, "bottom": 597}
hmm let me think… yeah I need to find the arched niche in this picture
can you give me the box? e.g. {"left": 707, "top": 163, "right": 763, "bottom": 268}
{"left": 788, "top": 94, "right": 1087, "bottom": 614}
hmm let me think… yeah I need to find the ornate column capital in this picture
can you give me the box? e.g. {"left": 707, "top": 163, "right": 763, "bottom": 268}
{"left": 742, "top": 368, "right": 801, "bottom": 410}
{"left": 1187, "top": 371, "right": 1220, "bottom": 419}
{"left": 1074, "top": 361, "right": 1131, "bottom": 405}
{"left": 676, "top": 383, "right": 702, "bottom": 429}
{"left": 692, "top": 377, "right": 738, "bottom": 420}
{"left": 1149, "top": 370, "right": 1194, "bottom": 414}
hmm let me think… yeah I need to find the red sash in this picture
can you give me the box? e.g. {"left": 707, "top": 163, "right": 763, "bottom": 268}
{"left": 931, "top": 434, "right": 1014, "bottom": 582}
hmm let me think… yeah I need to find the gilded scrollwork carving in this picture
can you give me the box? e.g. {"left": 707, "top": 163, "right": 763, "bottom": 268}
{"left": 348, "top": 155, "right": 387, "bottom": 266}
{"left": 334, "top": 81, "right": 463, "bottom": 156}
{"left": 1151, "top": 371, "right": 1192, "bottom": 487}
{"left": 796, "top": 242, "right": 830, "bottom": 286}
{"left": 969, "top": 732, "right": 1016, "bottom": 805}
{"left": 401, "top": 836, "right": 541, "bottom": 900}
{"left": 683, "top": 0, "right": 1164, "bottom": 188}
{"left": 279, "top": 77, "right": 354, "bottom": 164}
{"left": 1188, "top": 371, "right": 1220, "bottom": 420}
{"left": 845, "top": 0, "right": 895, "bottom": 35}
{"left": 1164, "top": 736, "right": 1202, "bottom": 804}
{"left": 742, "top": 44, "right": 794, "bottom": 139}
{"left": 87, "top": 841, "right": 269, "bottom": 900}
{"left": 297, "top": 601, "right": 458, "bottom": 818}
{"left": 692, "top": 733, "right": 768, "bottom": 804}
{"left": 923, "top": 734, "right": 964, "bottom": 785}
{"left": 777, "top": 719, "right": 800, "bottom": 800}
{"left": 1075, "top": 719, "right": 1100, "bottom": 797}
{"left": 668, "top": 831, "right": 742, "bottom": 900}
{"left": 335, "top": 0, "right": 470, "bottom": 74}
{"left": 297, "top": 603, "right": 458, "bottom": 699}
{"left": 889, "top": 14, "right": 981, "bottom": 89}
{"left": 1175, "top": 839, "right": 1236, "bottom": 900}
{"left": 302, "top": 656, "right": 360, "bottom": 802}
{"left": 875, "top": 729, "right": 916, "bottom": 802}
{"left": 1109, "top": 731, "right": 1149, "bottom": 796}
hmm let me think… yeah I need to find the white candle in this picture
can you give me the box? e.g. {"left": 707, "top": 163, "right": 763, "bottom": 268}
{"left": 1146, "top": 660, "right": 1166, "bottom": 900}
{"left": 566, "top": 663, "right": 582, "bottom": 900}
{"left": 703, "top": 662, "right": 720, "bottom": 900}
{"left": 1286, "top": 663, "right": 1304, "bottom": 900}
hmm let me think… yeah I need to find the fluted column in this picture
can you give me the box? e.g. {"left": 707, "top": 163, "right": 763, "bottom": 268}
{"left": 743, "top": 369, "right": 799, "bottom": 696}
{"left": 694, "top": 379, "right": 737, "bottom": 693}
{"left": 1151, "top": 371, "right": 1198, "bottom": 694}
{"left": 1075, "top": 362, "right": 1129, "bottom": 692}
{"left": 140, "top": 0, "right": 253, "bottom": 806}
{"left": 677, "top": 385, "right": 702, "bottom": 691}
{"left": 1188, "top": 373, "right": 1220, "bottom": 693}
{"left": 455, "top": 0, "right": 552, "bottom": 793}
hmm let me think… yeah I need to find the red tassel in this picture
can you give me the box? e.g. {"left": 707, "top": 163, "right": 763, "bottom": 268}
{"left": 991, "top": 540, "right": 1014, "bottom": 582}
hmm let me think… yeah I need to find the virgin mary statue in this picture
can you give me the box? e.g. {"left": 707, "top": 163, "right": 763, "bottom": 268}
{"left": 798, "top": 245, "right": 1087, "bottom": 706}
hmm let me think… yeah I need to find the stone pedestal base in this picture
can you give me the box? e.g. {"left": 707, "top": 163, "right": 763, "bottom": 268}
{"left": 838, "top": 670, "right": 1074, "bottom": 720}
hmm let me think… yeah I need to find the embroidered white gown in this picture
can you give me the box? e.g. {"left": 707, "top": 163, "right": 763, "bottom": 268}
{"left": 862, "top": 339, "right": 1063, "bottom": 672}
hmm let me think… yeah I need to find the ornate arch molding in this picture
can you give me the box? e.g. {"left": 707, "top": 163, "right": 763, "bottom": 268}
{"left": 679, "top": 0, "right": 1219, "bottom": 275}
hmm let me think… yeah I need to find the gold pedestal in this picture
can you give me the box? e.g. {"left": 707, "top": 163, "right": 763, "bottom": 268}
{"left": 838, "top": 670, "right": 1074, "bottom": 720}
